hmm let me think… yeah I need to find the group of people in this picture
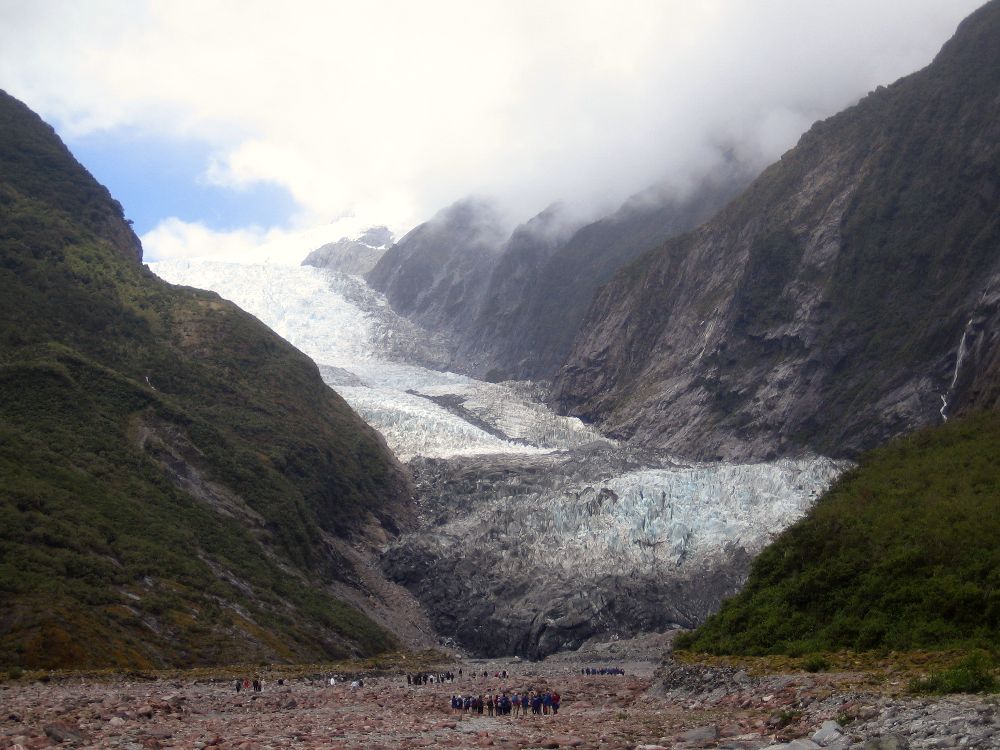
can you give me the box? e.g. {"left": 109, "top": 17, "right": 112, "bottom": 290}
{"left": 450, "top": 689, "right": 560, "bottom": 717}
{"left": 581, "top": 667, "right": 625, "bottom": 675}
{"left": 407, "top": 671, "right": 456, "bottom": 685}
{"left": 234, "top": 677, "right": 263, "bottom": 693}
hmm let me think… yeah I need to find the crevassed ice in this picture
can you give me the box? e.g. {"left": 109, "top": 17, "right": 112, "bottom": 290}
{"left": 149, "top": 260, "right": 606, "bottom": 460}
{"left": 416, "top": 454, "right": 846, "bottom": 577}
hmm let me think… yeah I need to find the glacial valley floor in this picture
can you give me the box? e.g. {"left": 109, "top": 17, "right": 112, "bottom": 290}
{"left": 1, "top": 645, "right": 997, "bottom": 750}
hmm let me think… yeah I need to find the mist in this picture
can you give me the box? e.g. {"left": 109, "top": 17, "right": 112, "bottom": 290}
{"left": 0, "top": 0, "right": 984, "bottom": 261}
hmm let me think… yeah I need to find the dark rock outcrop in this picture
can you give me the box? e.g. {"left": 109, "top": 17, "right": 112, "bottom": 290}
{"left": 365, "top": 198, "right": 508, "bottom": 337}
{"left": 301, "top": 225, "right": 392, "bottom": 275}
{"left": 365, "top": 167, "right": 750, "bottom": 382}
{"left": 552, "top": 1, "right": 1000, "bottom": 461}
{"left": 457, "top": 165, "right": 754, "bottom": 381}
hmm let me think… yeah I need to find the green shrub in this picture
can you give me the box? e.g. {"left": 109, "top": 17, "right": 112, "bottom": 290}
{"left": 678, "top": 413, "right": 1000, "bottom": 656}
{"left": 802, "top": 654, "right": 831, "bottom": 673}
{"left": 909, "top": 653, "right": 998, "bottom": 695}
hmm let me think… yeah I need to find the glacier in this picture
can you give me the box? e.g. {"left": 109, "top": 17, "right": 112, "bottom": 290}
{"left": 150, "top": 257, "right": 847, "bottom": 657}
{"left": 151, "top": 260, "right": 607, "bottom": 460}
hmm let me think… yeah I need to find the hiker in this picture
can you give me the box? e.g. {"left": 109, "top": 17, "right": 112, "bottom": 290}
{"left": 531, "top": 691, "right": 542, "bottom": 715}
{"left": 542, "top": 690, "right": 552, "bottom": 715}
{"left": 486, "top": 693, "right": 494, "bottom": 717}
{"left": 551, "top": 689, "right": 561, "bottom": 714}
{"left": 511, "top": 691, "right": 520, "bottom": 717}
{"left": 234, "top": 679, "right": 241, "bottom": 693}
{"left": 521, "top": 692, "right": 529, "bottom": 716}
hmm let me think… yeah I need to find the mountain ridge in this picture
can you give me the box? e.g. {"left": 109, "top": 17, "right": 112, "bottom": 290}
{"left": 0, "top": 89, "right": 416, "bottom": 669}
{"left": 552, "top": 0, "right": 1000, "bottom": 461}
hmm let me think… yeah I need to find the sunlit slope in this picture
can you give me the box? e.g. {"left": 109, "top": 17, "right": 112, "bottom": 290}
{"left": 0, "top": 90, "right": 411, "bottom": 669}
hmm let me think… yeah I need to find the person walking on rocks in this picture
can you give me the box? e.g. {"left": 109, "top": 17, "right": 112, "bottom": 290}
{"left": 551, "top": 690, "right": 560, "bottom": 715}
{"left": 511, "top": 691, "right": 520, "bottom": 717}
{"left": 521, "top": 692, "right": 529, "bottom": 717}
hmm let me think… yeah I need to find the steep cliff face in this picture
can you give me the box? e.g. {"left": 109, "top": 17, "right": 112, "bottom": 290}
{"left": 457, "top": 168, "right": 752, "bottom": 381}
{"left": 0, "top": 91, "right": 414, "bottom": 669}
{"left": 365, "top": 168, "right": 749, "bottom": 383}
{"left": 553, "top": 1, "right": 1000, "bottom": 461}
{"left": 365, "top": 198, "right": 508, "bottom": 338}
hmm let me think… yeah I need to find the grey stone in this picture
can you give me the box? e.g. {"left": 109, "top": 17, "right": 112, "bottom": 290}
{"left": 786, "top": 740, "right": 822, "bottom": 750}
{"left": 680, "top": 724, "right": 719, "bottom": 744}
{"left": 862, "top": 736, "right": 909, "bottom": 750}
{"left": 813, "top": 720, "right": 844, "bottom": 745}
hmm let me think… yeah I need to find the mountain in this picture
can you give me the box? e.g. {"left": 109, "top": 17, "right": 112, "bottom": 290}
{"left": 456, "top": 166, "right": 752, "bottom": 380}
{"left": 552, "top": 0, "right": 1000, "bottom": 461}
{"left": 0, "top": 90, "right": 414, "bottom": 669}
{"left": 365, "top": 166, "right": 751, "bottom": 383}
{"left": 365, "top": 198, "right": 508, "bottom": 339}
{"left": 676, "top": 411, "right": 1000, "bottom": 655}
{"left": 301, "top": 225, "right": 393, "bottom": 275}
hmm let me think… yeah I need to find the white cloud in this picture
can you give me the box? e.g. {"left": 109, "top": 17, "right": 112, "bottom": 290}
{"left": 1, "top": 0, "right": 986, "bottom": 260}
{"left": 141, "top": 215, "right": 389, "bottom": 265}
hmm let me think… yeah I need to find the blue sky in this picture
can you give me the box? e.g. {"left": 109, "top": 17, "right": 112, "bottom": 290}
{"left": 66, "top": 130, "right": 298, "bottom": 236}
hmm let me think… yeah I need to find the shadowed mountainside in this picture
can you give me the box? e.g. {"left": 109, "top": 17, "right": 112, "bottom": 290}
{"left": 0, "top": 90, "right": 415, "bottom": 669}
{"left": 553, "top": 0, "right": 1000, "bottom": 461}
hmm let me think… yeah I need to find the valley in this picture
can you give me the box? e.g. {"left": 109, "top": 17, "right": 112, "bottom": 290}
{"left": 150, "top": 260, "right": 846, "bottom": 658}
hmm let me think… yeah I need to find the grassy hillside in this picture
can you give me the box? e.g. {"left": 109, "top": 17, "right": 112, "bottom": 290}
{"left": 0, "top": 90, "right": 411, "bottom": 669}
{"left": 676, "top": 411, "right": 1000, "bottom": 656}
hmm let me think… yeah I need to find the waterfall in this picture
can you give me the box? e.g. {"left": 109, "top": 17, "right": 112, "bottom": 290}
{"left": 940, "top": 318, "right": 974, "bottom": 422}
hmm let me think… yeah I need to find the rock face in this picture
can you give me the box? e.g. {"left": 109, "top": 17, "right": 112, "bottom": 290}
{"left": 552, "top": 1, "right": 1000, "bottom": 461}
{"left": 301, "top": 225, "right": 392, "bottom": 275}
{"left": 364, "top": 167, "right": 751, "bottom": 383}
{"left": 456, "top": 166, "right": 753, "bottom": 381}
{"left": 0, "top": 90, "right": 415, "bottom": 669}
{"left": 382, "top": 445, "right": 842, "bottom": 658}
{"left": 365, "top": 198, "right": 508, "bottom": 338}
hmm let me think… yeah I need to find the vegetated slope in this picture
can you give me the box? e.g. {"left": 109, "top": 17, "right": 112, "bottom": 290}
{"left": 676, "top": 411, "right": 1000, "bottom": 655}
{"left": 0, "top": 90, "right": 413, "bottom": 670}
{"left": 553, "top": 0, "right": 1000, "bottom": 461}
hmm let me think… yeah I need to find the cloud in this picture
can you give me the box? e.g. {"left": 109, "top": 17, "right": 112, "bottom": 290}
{"left": 1, "top": 0, "right": 985, "bottom": 260}
{"left": 141, "top": 216, "right": 383, "bottom": 266}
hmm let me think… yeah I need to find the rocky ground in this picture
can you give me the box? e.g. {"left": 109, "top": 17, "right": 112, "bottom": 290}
{"left": 1, "top": 645, "right": 997, "bottom": 750}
